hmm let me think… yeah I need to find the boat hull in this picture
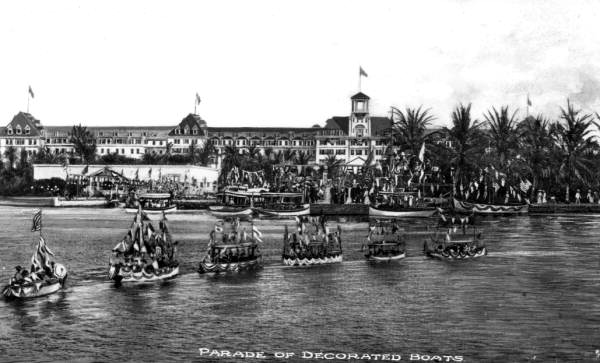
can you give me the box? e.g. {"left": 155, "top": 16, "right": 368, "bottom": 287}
{"left": 125, "top": 205, "right": 177, "bottom": 214}
{"left": 198, "top": 258, "right": 262, "bottom": 274}
{"left": 453, "top": 198, "right": 528, "bottom": 215}
{"left": 208, "top": 206, "right": 254, "bottom": 217}
{"left": 282, "top": 253, "right": 343, "bottom": 266}
{"left": 109, "top": 265, "right": 179, "bottom": 283}
{"left": 366, "top": 252, "right": 406, "bottom": 262}
{"left": 2, "top": 277, "right": 66, "bottom": 299}
{"left": 255, "top": 204, "right": 310, "bottom": 218}
{"left": 425, "top": 247, "right": 487, "bottom": 260}
{"left": 369, "top": 206, "right": 435, "bottom": 217}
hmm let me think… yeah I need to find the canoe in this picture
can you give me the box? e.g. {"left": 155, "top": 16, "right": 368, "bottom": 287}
{"left": 369, "top": 206, "right": 435, "bottom": 217}
{"left": 366, "top": 252, "right": 406, "bottom": 262}
{"left": 282, "top": 253, "right": 343, "bottom": 267}
{"left": 3, "top": 275, "right": 67, "bottom": 299}
{"left": 198, "top": 257, "right": 262, "bottom": 274}
{"left": 208, "top": 206, "right": 254, "bottom": 217}
{"left": 108, "top": 264, "right": 179, "bottom": 283}
{"left": 124, "top": 205, "right": 177, "bottom": 214}
{"left": 255, "top": 204, "right": 310, "bottom": 218}
{"left": 453, "top": 198, "right": 528, "bottom": 215}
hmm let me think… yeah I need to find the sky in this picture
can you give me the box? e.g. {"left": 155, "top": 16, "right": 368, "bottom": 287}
{"left": 1, "top": 0, "right": 599, "bottom": 128}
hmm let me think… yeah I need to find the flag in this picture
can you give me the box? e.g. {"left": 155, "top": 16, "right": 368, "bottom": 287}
{"left": 148, "top": 168, "right": 153, "bottom": 178}
{"left": 359, "top": 66, "right": 368, "bottom": 78}
{"left": 418, "top": 142, "right": 425, "bottom": 162}
{"left": 81, "top": 165, "right": 89, "bottom": 175}
{"left": 527, "top": 94, "right": 532, "bottom": 106}
{"left": 31, "top": 210, "right": 42, "bottom": 232}
{"left": 196, "top": 93, "right": 201, "bottom": 105}
{"left": 252, "top": 225, "right": 262, "bottom": 238}
{"left": 28, "top": 86, "right": 35, "bottom": 98}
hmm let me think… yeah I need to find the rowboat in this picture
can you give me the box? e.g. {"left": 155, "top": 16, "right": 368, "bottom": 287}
{"left": 125, "top": 193, "right": 177, "bottom": 214}
{"left": 364, "top": 220, "right": 406, "bottom": 262}
{"left": 423, "top": 230, "right": 487, "bottom": 261}
{"left": 453, "top": 198, "right": 528, "bottom": 215}
{"left": 209, "top": 190, "right": 257, "bottom": 217}
{"left": 255, "top": 204, "right": 310, "bottom": 218}
{"left": 3, "top": 210, "right": 68, "bottom": 299}
{"left": 108, "top": 264, "right": 179, "bottom": 283}
{"left": 254, "top": 193, "right": 310, "bottom": 218}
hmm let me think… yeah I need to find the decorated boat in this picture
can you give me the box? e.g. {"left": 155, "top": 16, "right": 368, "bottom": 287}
{"left": 125, "top": 193, "right": 177, "bottom": 214}
{"left": 282, "top": 216, "right": 343, "bottom": 266}
{"left": 370, "top": 191, "right": 436, "bottom": 217}
{"left": 208, "top": 190, "right": 255, "bottom": 217}
{"left": 108, "top": 208, "right": 179, "bottom": 283}
{"left": 423, "top": 228, "right": 486, "bottom": 260}
{"left": 198, "top": 218, "right": 263, "bottom": 273}
{"left": 3, "top": 210, "right": 68, "bottom": 299}
{"left": 254, "top": 192, "right": 310, "bottom": 218}
{"left": 363, "top": 220, "right": 406, "bottom": 262}
{"left": 452, "top": 197, "right": 528, "bottom": 215}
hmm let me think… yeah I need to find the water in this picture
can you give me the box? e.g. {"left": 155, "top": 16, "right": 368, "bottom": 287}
{"left": 0, "top": 207, "right": 599, "bottom": 362}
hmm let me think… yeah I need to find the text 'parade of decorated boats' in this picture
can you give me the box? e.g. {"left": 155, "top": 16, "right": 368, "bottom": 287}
{"left": 3, "top": 210, "right": 68, "bottom": 299}
{"left": 198, "top": 218, "right": 263, "bottom": 273}
{"left": 109, "top": 208, "right": 179, "bottom": 283}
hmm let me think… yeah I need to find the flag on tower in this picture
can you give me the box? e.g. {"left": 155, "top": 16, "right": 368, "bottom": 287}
{"left": 195, "top": 93, "right": 201, "bottom": 105}
{"left": 28, "top": 86, "right": 35, "bottom": 98}
{"left": 359, "top": 66, "right": 368, "bottom": 78}
{"left": 527, "top": 94, "right": 532, "bottom": 106}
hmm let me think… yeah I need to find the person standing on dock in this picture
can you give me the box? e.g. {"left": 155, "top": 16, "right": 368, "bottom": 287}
{"left": 575, "top": 189, "right": 581, "bottom": 204}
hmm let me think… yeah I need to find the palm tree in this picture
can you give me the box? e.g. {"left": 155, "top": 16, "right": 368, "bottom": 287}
{"left": 221, "top": 145, "right": 243, "bottom": 173}
{"left": 444, "top": 103, "right": 484, "bottom": 186}
{"left": 295, "top": 151, "right": 312, "bottom": 175}
{"left": 70, "top": 124, "right": 97, "bottom": 164}
{"left": 391, "top": 105, "right": 436, "bottom": 157}
{"left": 484, "top": 106, "right": 519, "bottom": 169}
{"left": 550, "top": 100, "right": 598, "bottom": 201}
{"left": 516, "top": 115, "right": 553, "bottom": 198}
{"left": 188, "top": 140, "right": 199, "bottom": 163}
{"left": 324, "top": 154, "right": 344, "bottom": 179}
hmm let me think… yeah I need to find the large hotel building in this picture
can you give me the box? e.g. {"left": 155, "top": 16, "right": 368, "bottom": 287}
{"left": 0, "top": 92, "right": 392, "bottom": 171}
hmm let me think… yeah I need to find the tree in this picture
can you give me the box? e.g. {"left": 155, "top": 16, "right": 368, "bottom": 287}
{"left": 516, "top": 115, "right": 553, "bottom": 198}
{"left": 484, "top": 106, "right": 519, "bottom": 168}
{"left": 70, "top": 124, "right": 97, "bottom": 164}
{"left": 4, "top": 146, "right": 17, "bottom": 170}
{"left": 550, "top": 100, "right": 598, "bottom": 201}
{"left": 444, "top": 103, "right": 484, "bottom": 186}
{"left": 391, "top": 106, "right": 436, "bottom": 157}
{"left": 19, "top": 149, "right": 29, "bottom": 170}
{"left": 196, "top": 141, "right": 216, "bottom": 166}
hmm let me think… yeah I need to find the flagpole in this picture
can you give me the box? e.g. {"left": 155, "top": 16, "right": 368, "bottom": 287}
{"left": 194, "top": 94, "right": 197, "bottom": 115}
{"left": 27, "top": 93, "right": 30, "bottom": 113}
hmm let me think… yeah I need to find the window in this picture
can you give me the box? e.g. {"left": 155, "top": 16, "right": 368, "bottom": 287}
{"left": 16, "top": 125, "right": 22, "bottom": 135}
{"left": 136, "top": 149, "right": 140, "bottom": 154}
{"left": 99, "top": 131, "right": 104, "bottom": 136}
{"left": 184, "top": 139, "right": 189, "bottom": 144}
{"left": 8, "top": 126, "right": 14, "bottom": 135}
{"left": 130, "top": 149, "right": 134, "bottom": 154}
{"left": 184, "top": 127, "right": 189, "bottom": 134}
{"left": 174, "top": 139, "right": 181, "bottom": 144}
{"left": 25, "top": 126, "right": 30, "bottom": 135}
{"left": 192, "top": 127, "right": 198, "bottom": 135}
{"left": 129, "top": 132, "right": 133, "bottom": 137}
{"left": 152, "top": 140, "right": 156, "bottom": 146}
{"left": 335, "top": 149, "right": 346, "bottom": 155}
{"left": 121, "top": 149, "right": 125, "bottom": 154}
{"left": 143, "top": 132, "right": 147, "bottom": 137}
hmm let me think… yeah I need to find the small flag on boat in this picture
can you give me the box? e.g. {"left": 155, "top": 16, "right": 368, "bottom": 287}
{"left": 31, "top": 210, "right": 42, "bottom": 232}
{"left": 252, "top": 225, "right": 262, "bottom": 238}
